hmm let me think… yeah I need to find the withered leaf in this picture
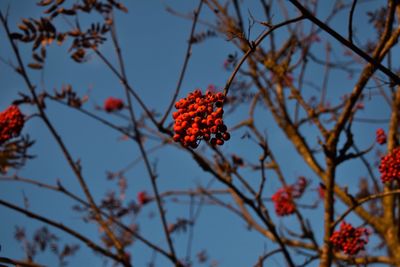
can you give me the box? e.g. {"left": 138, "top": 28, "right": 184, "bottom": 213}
{"left": 37, "top": 0, "right": 53, "bottom": 6}
{"left": 42, "top": 18, "right": 56, "bottom": 33}
{"left": 32, "top": 35, "right": 43, "bottom": 50}
{"left": 18, "top": 24, "right": 29, "bottom": 31}
{"left": 68, "top": 29, "right": 81, "bottom": 37}
{"left": 23, "top": 19, "right": 36, "bottom": 33}
{"left": 28, "top": 63, "right": 43, "bottom": 69}
{"left": 40, "top": 46, "right": 47, "bottom": 58}
{"left": 33, "top": 53, "right": 44, "bottom": 63}
{"left": 116, "top": 3, "right": 128, "bottom": 13}
{"left": 101, "top": 24, "right": 109, "bottom": 34}
{"left": 10, "top": 33, "right": 23, "bottom": 40}
{"left": 56, "top": 33, "right": 66, "bottom": 45}
{"left": 44, "top": 4, "right": 58, "bottom": 14}
{"left": 60, "top": 8, "right": 76, "bottom": 15}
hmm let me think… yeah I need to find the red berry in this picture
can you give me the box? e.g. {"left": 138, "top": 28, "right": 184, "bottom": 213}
{"left": 173, "top": 134, "right": 181, "bottom": 142}
{"left": 172, "top": 111, "right": 180, "bottom": 119}
{"left": 172, "top": 89, "right": 231, "bottom": 149}
{"left": 0, "top": 105, "right": 25, "bottom": 144}
{"left": 379, "top": 148, "right": 400, "bottom": 183}
{"left": 219, "top": 124, "right": 227, "bottom": 132}
{"left": 376, "top": 128, "right": 387, "bottom": 145}
{"left": 216, "top": 92, "right": 225, "bottom": 101}
{"left": 214, "top": 118, "right": 223, "bottom": 125}
{"left": 137, "top": 191, "right": 150, "bottom": 205}
{"left": 104, "top": 97, "right": 124, "bottom": 112}
{"left": 216, "top": 139, "right": 224, "bottom": 145}
{"left": 330, "top": 222, "right": 369, "bottom": 256}
{"left": 222, "top": 132, "right": 230, "bottom": 141}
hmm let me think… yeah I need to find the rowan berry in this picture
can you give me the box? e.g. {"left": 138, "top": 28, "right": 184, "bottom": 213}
{"left": 219, "top": 124, "right": 227, "bottom": 132}
{"left": 376, "top": 128, "right": 386, "bottom": 145}
{"left": 172, "top": 89, "right": 231, "bottom": 148}
{"left": 137, "top": 191, "right": 150, "bottom": 205}
{"left": 216, "top": 92, "right": 225, "bottom": 101}
{"left": 173, "top": 134, "right": 180, "bottom": 142}
{"left": 0, "top": 105, "right": 25, "bottom": 144}
{"left": 214, "top": 118, "right": 223, "bottom": 125}
{"left": 330, "top": 222, "right": 369, "bottom": 256}
{"left": 222, "top": 132, "right": 231, "bottom": 141}
{"left": 104, "top": 97, "right": 124, "bottom": 112}
{"left": 379, "top": 147, "right": 400, "bottom": 183}
{"left": 172, "top": 112, "right": 180, "bottom": 119}
{"left": 271, "top": 187, "right": 296, "bottom": 216}
{"left": 272, "top": 177, "right": 307, "bottom": 217}
{"left": 216, "top": 139, "right": 224, "bottom": 146}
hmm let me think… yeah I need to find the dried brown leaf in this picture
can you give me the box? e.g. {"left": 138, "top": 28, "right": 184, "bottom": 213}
{"left": 28, "top": 63, "right": 43, "bottom": 69}
{"left": 37, "top": 0, "right": 53, "bottom": 6}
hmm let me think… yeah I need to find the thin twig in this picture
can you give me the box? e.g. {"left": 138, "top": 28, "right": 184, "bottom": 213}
{"left": 160, "top": 0, "right": 203, "bottom": 126}
{"left": 348, "top": 0, "right": 358, "bottom": 43}
{"left": 0, "top": 199, "right": 123, "bottom": 263}
{"left": 223, "top": 15, "right": 305, "bottom": 96}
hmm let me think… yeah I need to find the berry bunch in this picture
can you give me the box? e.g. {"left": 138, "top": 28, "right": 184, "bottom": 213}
{"left": 0, "top": 105, "right": 25, "bottom": 144}
{"left": 104, "top": 97, "right": 124, "bottom": 112}
{"left": 271, "top": 177, "right": 307, "bottom": 216}
{"left": 379, "top": 147, "right": 400, "bottom": 183}
{"left": 271, "top": 187, "right": 296, "bottom": 216}
{"left": 330, "top": 222, "right": 369, "bottom": 255}
{"left": 376, "top": 128, "right": 387, "bottom": 145}
{"left": 137, "top": 191, "right": 150, "bottom": 205}
{"left": 172, "top": 89, "right": 230, "bottom": 148}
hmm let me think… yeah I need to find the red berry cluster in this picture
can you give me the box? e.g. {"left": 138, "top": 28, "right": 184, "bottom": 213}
{"left": 271, "top": 177, "right": 307, "bottom": 216}
{"left": 271, "top": 187, "right": 295, "bottom": 216}
{"left": 0, "top": 105, "right": 25, "bottom": 144}
{"left": 379, "top": 147, "right": 400, "bottom": 183}
{"left": 104, "top": 97, "right": 124, "bottom": 112}
{"left": 330, "top": 222, "right": 369, "bottom": 255}
{"left": 137, "top": 191, "right": 150, "bottom": 205}
{"left": 172, "top": 89, "right": 230, "bottom": 148}
{"left": 376, "top": 128, "right": 387, "bottom": 145}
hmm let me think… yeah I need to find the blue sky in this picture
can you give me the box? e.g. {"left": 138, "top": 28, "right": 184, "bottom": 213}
{"left": 0, "top": 1, "right": 393, "bottom": 266}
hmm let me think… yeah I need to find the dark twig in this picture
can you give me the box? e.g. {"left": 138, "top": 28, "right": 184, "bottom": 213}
{"left": 108, "top": 12, "right": 181, "bottom": 266}
{"left": 348, "top": 0, "right": 358, "bottom": 43}
{"left": 160, "top": 0, "right": 203, "bottom": 126}
{"left": 0, "top": 199, "right": 123, "bottom": 264}
{"left": 223, "top": 15, "right": 305, "bottom": 96}
{"left": 0, "top": 11, "right": 126, "bottom": 259}
{"left": 288, "top": 0, "right": 400, "bottom": 85}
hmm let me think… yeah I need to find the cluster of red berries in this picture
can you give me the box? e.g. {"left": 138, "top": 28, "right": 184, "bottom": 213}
{"left": 376, "top": 128, "right": 387, "bottom": 145}
{"left": 104, "top": 97, "right": 124, "bottom": 112}
{"left": 330, "top": 222, "right": 369, "bottom": 255}
{"left": 172, "top": 89, "right": 230, "bottom": 148}
{"left": 0, "top": 105, "right": 25, "bottom": 144}
{"left": 137, "top": 191, "right": 150, "bottom": 205}
{"left": 378, "top": 147, "right": 400, "bottom": 183}
{"left": 271, "top": 177, "right": 307, "bottom": 216}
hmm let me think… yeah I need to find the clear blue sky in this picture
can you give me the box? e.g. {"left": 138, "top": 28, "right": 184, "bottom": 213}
{"left": 0, "top": 1, "right": 391, "bottom": 266}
